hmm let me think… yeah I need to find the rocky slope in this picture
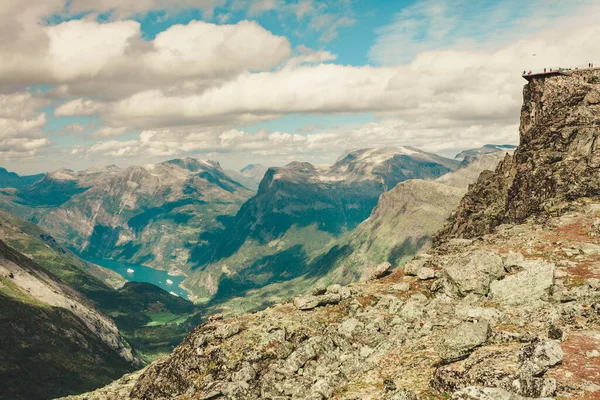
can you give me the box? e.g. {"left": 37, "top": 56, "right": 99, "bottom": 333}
{"left": 0, "top": 209, "right": 201, "bottom": 363}
{"left": 322, "top": 148, "right": 513, "bottom": 283}
{"left": 225, "top": 164, "right": 269, "bottom": 191}
{"left": 0, "top": 158, "right": 253, "bottom": 272}
{"left": 0, "top": 239, "right": 138, "bottom": 399}
{"left": 437, "top": 69, "right": 600, "bottom": 241}
{"left": 184, "top": 147, "right": 458, "bottom": 303}
{"left": 66, "top": 71, "right": 600, "bottom": 400}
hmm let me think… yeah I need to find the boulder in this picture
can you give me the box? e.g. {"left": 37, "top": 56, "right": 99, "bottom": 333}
{"left": 490, "top": 260, "right": 555, "bottom": 305}
{"left": 392, "top": 282, "right": 410, "bottom": 292}
{"left": 512, "top": 376, "right": 557, "bottom": 398}
{"left": 338, "top": 318, "right": 364, "bottom": 338}
{"left": 417, "top": 267, "right": 436, "bottom": 280}
{"left": 437, "top": 321, "right": 491, "bottom": 364}
{"left": 404, "top": 258, "right": 427, "bottom": 276}
{"left": 442, "top": 250, "right": 505, "bottom": 296}
{"left": 293, "top": 293, "right": 341, "bottom": 310}
{"left": 518, "top": 339, "right": 563, "bottom": 376}
{"left": 370, "top": 261, "right": 392, "bottom": 279}
{"left": 399, "top": 293, "right": 429, "bottom": 320}
{"left": 282, "top": 343, "right": 317, "bottom": 375}
{"left": 452, "top": 386, "right": 552, "bottom": 399}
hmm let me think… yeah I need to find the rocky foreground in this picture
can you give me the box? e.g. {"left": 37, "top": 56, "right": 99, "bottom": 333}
{"left": 65, "top": 200, "right": 600, "bottom": 399}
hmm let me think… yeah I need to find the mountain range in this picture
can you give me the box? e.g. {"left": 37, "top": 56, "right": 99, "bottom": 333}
{"left": 1, "top": 142, "right": 514, "bottom": 398}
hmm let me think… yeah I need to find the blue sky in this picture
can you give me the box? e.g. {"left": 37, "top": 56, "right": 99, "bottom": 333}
{"left": 2, "top": 0, "right": 599, "bottom": 174}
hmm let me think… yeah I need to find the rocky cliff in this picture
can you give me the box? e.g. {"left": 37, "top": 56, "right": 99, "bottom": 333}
{"left": 0, "top": 239, "right": 138, "bottom": 399}
{"left": 437, "top": 69, "right": 600, "bottom": 241}
{"left": 321, "top": 149, "right": 512, "bottom": 284}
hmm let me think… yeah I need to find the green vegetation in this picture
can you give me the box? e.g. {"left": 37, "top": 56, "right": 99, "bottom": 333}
{"left": 0, "top": 291, "right": 134, "bottom": 400}
{"left": 0, "top": 209, "right": 203, "bottom": 363}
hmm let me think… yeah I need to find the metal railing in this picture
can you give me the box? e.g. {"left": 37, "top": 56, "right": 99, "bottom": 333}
{"left": 522, "top": 65, "right": 597, "bottom": 77}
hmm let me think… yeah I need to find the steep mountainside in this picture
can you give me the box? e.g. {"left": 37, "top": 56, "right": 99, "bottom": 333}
{"left": 225, "top": 164, "right": 269, "bottom": 191}
{"left": 0, "top": 167, "right": 43, "bottom": 189}
{"left": 184, "top": 147, "right": 459, "bottom": 303}
{"left": 437, "top": 69, "right": 600, "bottom": 241}
{"left": 0, "top": 158, "right": 253, "bottom": 272}
{"left": 0, "top": 210, "right": 200, "bottom": 363}
{"left": 321, "top": 149, "right": 512, "bottom": 284}
{"left": 192, "top": 149, "right": 508, "bottom": 316}
{"left": 70, "top": 70, "right": 600, "bottom": 400}
{"left": 0, "top": 239, "right": 137, "bottom": 400}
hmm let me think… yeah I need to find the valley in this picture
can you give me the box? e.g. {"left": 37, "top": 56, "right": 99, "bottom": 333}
{"left": 83, "top": 257, "right": 189, "bottom": 299}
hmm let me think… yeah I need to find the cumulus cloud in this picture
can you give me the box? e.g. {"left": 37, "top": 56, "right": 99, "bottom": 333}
{"left": 54, "top": 98, "right": 103, "bottom": 117}
{"left": 90, "top": 127, "right": 131, "bottom": 138}
{"left": 86, "top": 13, "right": 600, "bottom": 140}
{"left": 0, "top": 93, "right": 50, "bottom": 158}
{"left": 4, "top": 0, "right": 600, "bottom": 170}
{"left": 1, "top": 18, "right": 291, "bottom": 98}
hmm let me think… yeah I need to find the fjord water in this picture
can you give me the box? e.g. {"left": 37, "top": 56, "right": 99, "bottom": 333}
{"left": 85, "top": 257, "right": 189, "bottom": 299}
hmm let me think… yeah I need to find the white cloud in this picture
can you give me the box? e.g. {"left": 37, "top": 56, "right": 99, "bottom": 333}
{"left": 89, "top": 14, "right": 600, "bottom": 138}
{"left": 0, "top": 18, "right": 291, "bottom": 98}
{"left": 90, "top": 126, "right": 130, "bottom": 138}
{"left": 247, "top": 0, "right": 280, "bottom": 16}
{"left": 0, "top": 93, "right": 50, "bottom": 158}
{"left": 55, "top": 98, "right": 103, "bottom": 117}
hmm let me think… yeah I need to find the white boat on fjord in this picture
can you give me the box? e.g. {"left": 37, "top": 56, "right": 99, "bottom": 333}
{"left": 127, "top": 268, "right": 134, "bottom": 274}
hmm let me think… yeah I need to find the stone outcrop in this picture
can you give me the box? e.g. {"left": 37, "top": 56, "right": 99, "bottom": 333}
{"left": 437, "top": 69, "right": 600, "bottom": 241}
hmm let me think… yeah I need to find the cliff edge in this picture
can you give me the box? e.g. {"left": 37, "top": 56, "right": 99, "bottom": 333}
{"left": 437, "top": 69, "right": 600, "bottom": 241}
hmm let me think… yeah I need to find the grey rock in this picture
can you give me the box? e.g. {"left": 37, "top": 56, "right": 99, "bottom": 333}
{"left": 437, "top": 321, "right": 491, "bottom": 364}
{"left": 392, "top": 282, "right": 410, "bottom": 292}
{"left": 214, "top": 323, "right": 242, "bottom": 339}
{"left": 443, "top": 250, "right": 505, "bottom": 296}
{"left": 417, "top": 267, "right": 436, "bottom": 280}
{"left": 455, "top": 305, "right": 502, "bottom": 322}
{"left": 400, "top": 294, "right": 428, "bottom": 320}
{"left": 518, "top": 339, "right": 563, "bottom": 376}
{"left": 404, "top": 258, "right": 428, "bottom": 276}
{"left": 513, "top": 376, "right": 557, "bottom": 398}
{"left": 452, "top": 386, "right": 552, "bottom": 399}
{"left": 370, "top": 261, "right": 392, "bottom": 279}
{"left": 490, "top": 260, "right": 555, "bottom": 305}
{"left": 282, "top": 343, "right": 317, "bottom": 375}
{"left": 293, "top": 293, "right": 342, "bottom": 310}
{"left": 338, "top": 318, "right": 364, "bottom": 338}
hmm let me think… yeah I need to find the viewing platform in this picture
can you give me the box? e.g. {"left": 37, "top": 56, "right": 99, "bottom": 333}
{"left": 522, "top": 65, "right": 598, "bottom": 80}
